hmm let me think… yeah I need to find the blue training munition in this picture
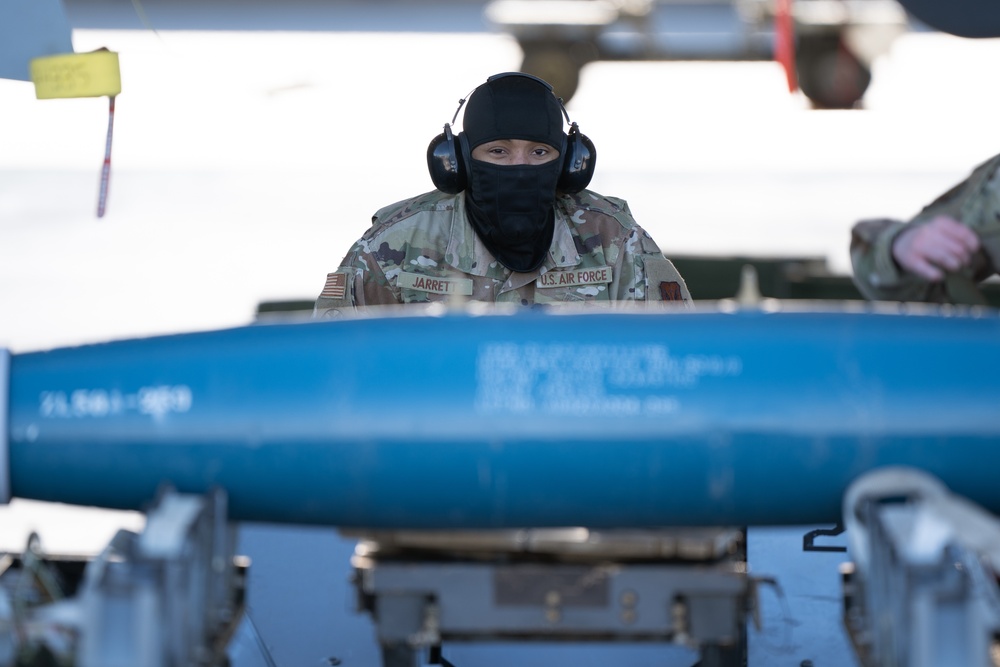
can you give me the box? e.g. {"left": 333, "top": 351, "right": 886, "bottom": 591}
{"left": 2, "top": 306, "right": 999, "bottom": 528}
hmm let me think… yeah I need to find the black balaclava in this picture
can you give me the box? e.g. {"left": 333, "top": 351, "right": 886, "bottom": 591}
{"left": 460, "top": 74, "right": 567, "bottom": 273}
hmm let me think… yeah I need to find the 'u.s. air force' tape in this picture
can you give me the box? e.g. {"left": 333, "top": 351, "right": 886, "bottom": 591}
{"left": 30, "top": 50, "right": 121, "bottom": 99}
{"left": 536, "top": 266, "right": 612, "bottom": 288}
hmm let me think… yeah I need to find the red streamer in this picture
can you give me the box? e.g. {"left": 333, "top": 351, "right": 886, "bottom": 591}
{"left": 97, "top": 95, "right": 115, "bottom": 218}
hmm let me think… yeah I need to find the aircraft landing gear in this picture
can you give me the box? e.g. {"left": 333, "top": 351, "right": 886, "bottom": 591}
{"left": 519, "top": 39, "right": 597, "bottom": 102}
{"left": 795, "top": 32, "right": 872, "bottom": 109}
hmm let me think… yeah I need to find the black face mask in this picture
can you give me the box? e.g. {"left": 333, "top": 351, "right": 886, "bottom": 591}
{"left": 465, "top": 158, "right": 561, "bottom": 273}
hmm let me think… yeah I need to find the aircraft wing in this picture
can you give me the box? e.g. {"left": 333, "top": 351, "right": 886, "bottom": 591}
{"left": 895, "top": 0, "right": 1000, "bottom": 37}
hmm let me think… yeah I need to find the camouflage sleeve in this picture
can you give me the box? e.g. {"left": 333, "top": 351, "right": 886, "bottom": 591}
{"left": 851, "top": 155, "right": 1000, "bottom": 303}
{"left": 849, "top": 217, "right": 940, "bottom": 302}
{"left": 948, "top": 160, "right": 1000, "bottom": 274}
{"left": 313, "top": 240, "right": 400, "bottom": 318}
{"left": 613, "top": 223, "right": 692, "bottom": 307}
{"left": 641, "top": 255, "right": 692, "bottom": 305}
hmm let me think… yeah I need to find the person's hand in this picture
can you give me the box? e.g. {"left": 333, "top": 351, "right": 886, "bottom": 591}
{"left": 891, "top": 215, "right": 981, "bottom": 281}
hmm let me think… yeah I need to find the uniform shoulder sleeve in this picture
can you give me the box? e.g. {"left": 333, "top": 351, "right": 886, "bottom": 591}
{"left": 641, "top": 255, "right": 692, "bottom": 305}
{"left": 313, "top": 235, "right": 398, "bottom": 318}
{"left": 315, "top": 191, "right": 453, "bottom": 317}
{"left": 592, "top": 195, "right": 692, "bottom": 306}
{"left": 313, "top": 238, "right": 394, "bottom": 318}
{"left": 915, "top": 154, "right": 1000, "bottom": 226}
{"left": 850, "top": 156, "right": 1000, "bottom": 302}
{"left": 562, "top": 190, "right": 631, "bottom": 219}
{"left": 372, "top": 190, "right": 452, "bottom": 227}
{"left": 314, "top": 268, "right": 356, "bottom": 318}
{"left": 908, "top": 155, "right": 1000, "bottom": 271}
{"left": 951, "top": 156, "right": 1000, "bottom": 271}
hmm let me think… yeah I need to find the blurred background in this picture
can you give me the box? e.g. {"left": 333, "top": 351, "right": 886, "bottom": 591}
{"left": 3, "top": 0, "right": 1000, "bottom": 356}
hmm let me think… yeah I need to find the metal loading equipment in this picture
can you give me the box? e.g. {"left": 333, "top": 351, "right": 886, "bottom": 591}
{"left": 346, "top": 528, "right": 749, "bottom": 667}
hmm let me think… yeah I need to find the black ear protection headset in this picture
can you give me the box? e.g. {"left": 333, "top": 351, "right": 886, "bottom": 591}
{"left": 426, "top": 72, "right": 596, "bottom": 195}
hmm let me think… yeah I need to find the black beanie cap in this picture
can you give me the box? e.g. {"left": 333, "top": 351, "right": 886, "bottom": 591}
{"left": 461, "top": 73, "right": 566, "bottom": 151}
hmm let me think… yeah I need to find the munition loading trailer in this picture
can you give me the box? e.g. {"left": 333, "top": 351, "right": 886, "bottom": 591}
{"left": 483, "top": 0, "right": 910, "bottom": 109}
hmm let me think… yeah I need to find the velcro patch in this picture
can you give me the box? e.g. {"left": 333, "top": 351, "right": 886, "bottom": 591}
{"left": 659, "top": 281, "right": 683, "bottom": 301}
{"left": 643, "top": 257, "right": 689, "bottom": 303}
{"left": 537, "top": 266, "right": 612, "bottom": 288}
{"left": 321, "top": 272, "right": 348, "bottom": 299}
{"left": 398, "top": 271, "right": 473, "bottom": 296}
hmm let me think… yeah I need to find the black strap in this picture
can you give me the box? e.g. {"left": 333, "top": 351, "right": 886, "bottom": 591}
{"left": 428, "top": 645, "right": 457, "bottom": 667}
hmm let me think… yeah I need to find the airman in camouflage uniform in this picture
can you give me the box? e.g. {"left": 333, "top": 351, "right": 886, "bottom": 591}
{"left": 314, "top": 188, "right": 690, "bottom": 315}
{"left": 315, "top": 72, "right": 690, "bottom": 316}
{"left": 851, "top": 154, "right": 1000, "bottom": 304}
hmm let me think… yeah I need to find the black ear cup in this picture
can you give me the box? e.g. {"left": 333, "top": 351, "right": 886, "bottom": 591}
{"left": 427, "top": 124, "right": 466, "bottom": 195}
{"left": 557, "top": 122, "right": 596, "bottom": 194}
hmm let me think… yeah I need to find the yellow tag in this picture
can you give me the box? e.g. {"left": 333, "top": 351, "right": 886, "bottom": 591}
{"left": 30, "top": 50, "right": 121, "bottom": 99}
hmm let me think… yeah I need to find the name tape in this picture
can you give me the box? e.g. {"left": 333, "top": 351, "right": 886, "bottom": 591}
{"left": 398, "top": 271, "right": 474, "bottom": 296}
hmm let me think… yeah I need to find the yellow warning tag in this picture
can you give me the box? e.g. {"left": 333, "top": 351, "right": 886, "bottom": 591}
{"left": 30, "top": 50, "right": 121, "bottom": 99}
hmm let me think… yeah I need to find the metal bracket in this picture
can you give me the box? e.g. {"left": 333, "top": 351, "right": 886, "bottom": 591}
{"left": 842, "top": 466, "right": 1000, "bottom": 667}
{"left": 77, "top": 486, "right": 245, "bottom": 667}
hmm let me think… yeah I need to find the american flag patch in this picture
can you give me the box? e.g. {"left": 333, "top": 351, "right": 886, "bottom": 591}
{"left": 321, "top": 272, "right": 348, "bottom": 299}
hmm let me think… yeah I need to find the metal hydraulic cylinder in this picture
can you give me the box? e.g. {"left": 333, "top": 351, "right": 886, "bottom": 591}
{"left": 3, "top": 306, "right": 999, "bottom": 528}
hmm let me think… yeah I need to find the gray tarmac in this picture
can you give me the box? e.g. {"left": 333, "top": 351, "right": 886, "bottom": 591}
{"left": 2, "top": 6, "right": 1000, "bottom": 353}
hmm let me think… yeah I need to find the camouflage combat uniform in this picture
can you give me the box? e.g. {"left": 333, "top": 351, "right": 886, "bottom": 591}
{"left": 851, "top": 154, "right": 1000, "bottom": 304}
{"left": 315, "top": 189, "right": 691, "bottom": 315}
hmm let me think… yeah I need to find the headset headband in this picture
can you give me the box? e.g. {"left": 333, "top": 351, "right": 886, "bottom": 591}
{"left": 448, "top": 72, "right": 572, "bottom": 130}
{"left": 426, "top": 72, "right": 596, "bottom": 195}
